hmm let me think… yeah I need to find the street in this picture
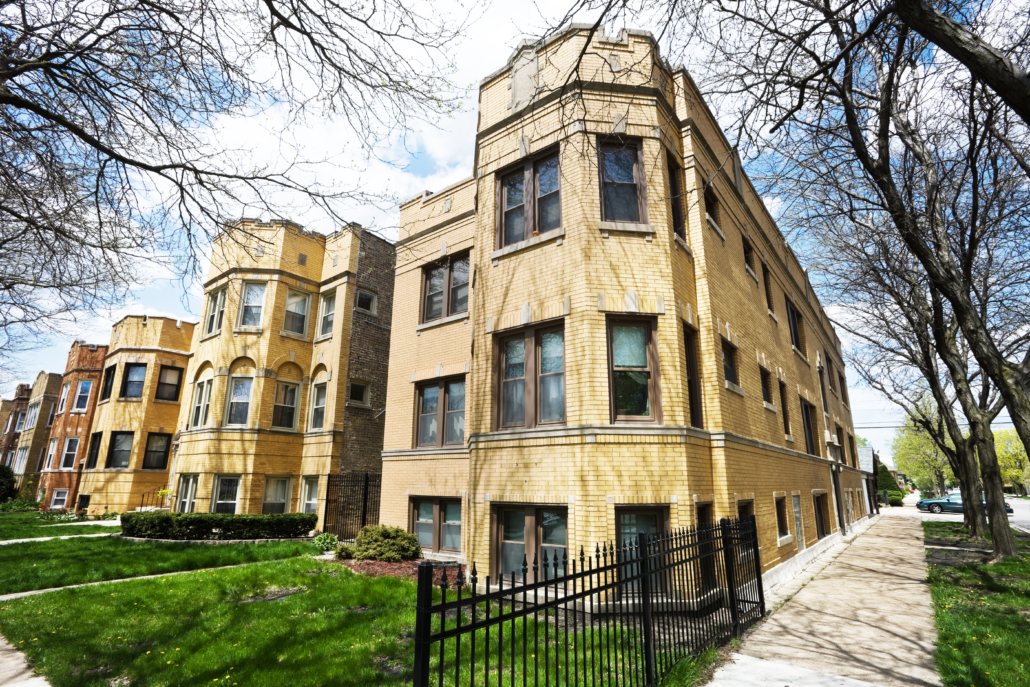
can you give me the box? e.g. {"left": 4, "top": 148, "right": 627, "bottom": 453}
{"left": 886, "top": 492, "right": 1030, "bottom": 533}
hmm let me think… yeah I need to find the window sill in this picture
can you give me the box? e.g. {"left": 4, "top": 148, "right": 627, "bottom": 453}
{"left": 153, "top": 399, "right": 180, "bottom": 405}
{"left": 674, "top": 234, "right": 693, "bottom": 256}
{"left": 97, "top": 399, "right": 110, "bottom": 406}
{"left": 279, "top": 330, "right": 311, "bottom": 343}
{"left": 118, "top": 397, "right": 143, "bottom": 403}
{"left": 763, "top": 401, "right": 776, "bottom": 413}
{"left": 725, "top": 380, "right": 746, "bottom": 396}
{"left": 598, "top": 221, "right": 655, "bottom": 239}
{"left": 768, "top": 310, "right": 778, "bottom": 323}
{"left": 70, "top": 409, "right": 87, "bottom": 415}
{"left": 355, "top": 308, "right": 378, "bottom": 317}
{"left": 745, "top": 265, "right": 759, "bottom": 284}
{"left": 707, "top": 214, "right": 725, "bottom": 242}
{"left": 777, "top": 534, "right": 794, "bottom": 547}
{"left": 345, "top": 401, "right": 372, "bottom": 409}
{"left": 785, "top": 434, "right": 795, "bottom": 443}
{"left": 233, "top": 327, "right": 263, "bottom": 335}
{"left": 268, "top": 427, "right": 300, "bottom": 434}
{"left": 313, "top": 333, "right": 333, "bottom": 343}
{"left": 492, "top": 227, "right": 564, "bottom": 263}
{"left": 199, "top": 331, "right": 221, "bottom": 343}
{"left": 416, "top": 311, "right": 469, "bottom": 333}
{"left": 793, "top": 346, "right": 810, "bottom": 366}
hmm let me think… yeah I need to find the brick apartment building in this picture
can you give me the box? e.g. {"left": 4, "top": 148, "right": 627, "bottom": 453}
{"left": 378, "top": 25, "right": 869, "bottom": 586}
{"left": 0, "top": 384, "right": 30, "bottom": 471}
{"left": 12, "top": 372, "right": 63, "bottom": 495}
{"left": 38, "top": 341, "right": 109, "bottom": 510}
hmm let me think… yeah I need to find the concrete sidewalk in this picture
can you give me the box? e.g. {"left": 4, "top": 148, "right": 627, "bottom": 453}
{"left": 712, "top": 514, "right": 940, "bottom": 687}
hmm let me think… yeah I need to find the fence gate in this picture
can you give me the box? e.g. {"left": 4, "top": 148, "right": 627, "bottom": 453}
{"left": 322, "top": 472, "right": 382, "bottom": 539}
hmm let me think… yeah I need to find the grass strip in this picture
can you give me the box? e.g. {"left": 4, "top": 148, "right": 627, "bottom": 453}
{"left": 0, "top": 537, "right": 316, "bottom": 594}
{"left": 0, "top": 513, "right": 121, "bottom": 541}
{"left": 924, "top": 521, "right": 1030, "bottom": 687}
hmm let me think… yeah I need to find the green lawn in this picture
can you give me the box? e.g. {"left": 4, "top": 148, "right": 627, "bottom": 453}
{"left": 0, "top": 513, "right": 121, "bottom": 541}
{"left": 924, "top": 522, "right": 1030, "bottom": 687}
{"left": 0, "top": 537, "right": 317, "bottom": 594}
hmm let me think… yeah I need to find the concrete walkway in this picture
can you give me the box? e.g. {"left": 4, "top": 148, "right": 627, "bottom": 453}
{"left": 713, "top": 514, "right": 939, "bottom": 687}
{"left": 0, "top": 532, "right": 117, "bottom": 546}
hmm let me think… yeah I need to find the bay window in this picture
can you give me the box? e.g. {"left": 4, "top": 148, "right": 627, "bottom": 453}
{"left": 284, "top": 290, "right": 310, "bottom": 335}
{"left": 190, "top": 379, "right": 213, "bottom": 428}
{"left": 225, "top": 377, "right": 253, "bottom": 426}
{"left": 421, "top": 253, "right": 470, "bottom": 323}
{"left": 496, "top": 325, "right": 565, "bottom": 430}
{"left": 106, "top": 432, "right": 133, "bottom": 468}
{"left": 600, "top": 142, "right": 644, "bottom": 223}
{"left": 239, "top": 282, "right": 266, "bottom": 327}
{"left": 155, "top": 366, "right": 183, "bottom": 401}
{"left": 319, "top": 291, "right": 336, "bottom": 336}
{"left": 608, "top": 319, "right": 660, "bottom": 422}
{"left": 497, "top": 153, "right": 561, "bottom": 248}
{"left": 204, "top": 288, "right": 227, "bottom": 336}
{"left": 120, "top": 363, "right": 147, "bottom": 398}
{"left": 493, "top": 506, "right": 568, "bottom": 581}
{"left": 416, "top": 378, "right": 465, "bottom": 447}
{"left": 262, "top": 477, "right": 290, "bottom": 514}
{"left": 142, "top": 433, "right": 171, "bottom": 470}
{"left": 100, "top": 365, "right": 116, "bottom": 401}
{"left": 213, "top": 476, "right": 241, "bottom": 514}
{"left": 272, "top": 382, "right": 299, "bottom": 429}
{"left": 310, "top": 383, "right": 327, "bottom": 430}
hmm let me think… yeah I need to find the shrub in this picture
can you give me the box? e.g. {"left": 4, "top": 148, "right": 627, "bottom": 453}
{"left": 353, "top": 525, "right": 422, "bottom": 562}
{"left": 312, "top": 532, "right": 339, "bottom": 551}
{"left": 121, "top": 512, "right": 317, "bottom": 540}
{"left": 889, "top": 495, "right": 905, "bottom": 507}
{"left": 0, "top": 499, "right": 40, "bottom": 513}
{"left": 0, "top": 465, "right": 17, "bottom": 502}
{"left": 336, "top": 544, "right": 356, "bottom": 560}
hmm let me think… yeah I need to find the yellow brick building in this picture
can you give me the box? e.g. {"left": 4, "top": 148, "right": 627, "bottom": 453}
{"left": 77, "top": 316, "right": 194, "bottom": 513}
{"left": 379, "top": 26, "right": 870, "bottom": 586}
{"left": 168, "top": 220, "right": 394, "bottom": 524}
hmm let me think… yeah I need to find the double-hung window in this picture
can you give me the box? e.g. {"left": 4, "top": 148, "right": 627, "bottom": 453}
{"left": 74, "top": 380, "right": 92, "bottom": 410}
{"left": 213, "top": 476, "right": 240, "bottom": 514}
{"left": 24, "top": 402, "right": 40, "bottom": 429}
{"left": 319, "top": 292, "right": 335, "bottom": 336}
{"left": 684, "top": 326, "right": 704, "bottom": 428}
{"left": 600, "top": 142, "right": 644, "bottom": 223}
{"left": 155, "top": 366, "right": 183, "bottom": 402}
{"left": 498, "top": 154, "right": 561, "bottom": 248}
{"left": 13, "top": 447, "right": 28, "bottom": 473}
{"left": 239, "top": 283, "right": 266, "bottom": 327}
{"left": 178, "top": 475, "right": 198, "bottom": 513}
{"left": 779, "top": 381, "right": 791, "bottom": 436}
{"left": 272, "top": 382, "right": 299, "bottom": 429}
{"left": 786, "top": 298, "right": 805, "bottom": 353}
{"left": 44, "top": 438, "right": 58, "bottom": 470}
{"left": 191, "top": 379, "right": 213, "bottom": 428}
{"left": 46, "top": 401, "right": 55, "bottom": 426}
{"left": 60, "top": 438, "right": 79, "bottom": 469}
{"left": 411, "top": 498, "right": 461, "bottom": 553}
{"left": 204, "top": 288, "right": 227, "bottom": 336}
{"left": 310, "top": 383, "right": 327, "bottom": 430}
{"left": 497, "top": 326, "right": 565, "bottom": 429}
{"left": 57, "top": 385, "right": 70, "bottom": 413}
{"left": 763, "top": 264, "right": 775, "bottom": 312}
{"left": 51, "top": 489, "right": 68, "bottom": 509}
{"left": 495, "top": 506, "right": 568, "bottom": 580}
{"left": 743, "top": 238, "right": 755, "bottom": 273}
{"left": 100, "top": 366, "right": 116, "bottom": 401}
{"left": 142, "top": 433, "right": 171, "bottom": 470}
{"left": 839, "top": 373, "right": 849, "bottom": 405}
{"left": 416, "top": 378, "right": 466, "bottom": 447}
{"left": 667, "top": 157, "right": 685, "bottom": 239}
{"left": 722, "top": 339, "right": 739, "bottom": 386}
{"left": 106, "top": 432, "right": 133, "bottom": 468}
{"left": 85, "top": 432, "right": 103, "bottom": 469}
{"left": 301, "top": 477, "right": 319, "bottom": 514}
{"left": 14, "top": 412, "right": 25, "bottom": 432}
{"left": 799, "top": 397, "right": 819, "bottom": 457}
{"left": 121, "top": 363, "right": 147, "bottom": 398}
{"left": 225, "top": 378, "right": 253, "bottom": 426}
{"left": 608, "top": 319, "right": 659, "bottom": 422}
{"left": 760, "top": 368, "right": 773, "bottom": 404}
{"left": 819, "top": 364, "right": 829, "bottom": 412}
{"left": 421, "top": 253, "right": 470, "bottom": 323}
{"left": 283, "top": 290, "right": 310, "bottom": 335}
{"left": 262, "top": 477, "right": 290, "bottom": 514}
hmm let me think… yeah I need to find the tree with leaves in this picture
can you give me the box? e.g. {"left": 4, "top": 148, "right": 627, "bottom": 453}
{"left": 996, "top": 429, "right": 1029, "bottom": 495}
{"left": 892, "top": 417, "right": 954, "bottom": 496}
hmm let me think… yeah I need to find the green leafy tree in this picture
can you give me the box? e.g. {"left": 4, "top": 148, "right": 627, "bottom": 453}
{"left": 876, "top": 465, "right": 906, "bottom": 505}
{"left": 856, "top": 436, "right": 870, "bottom": 447}
{"left": 0, "top": 465, "right": 17, "bottom": 502}
{"left": 892, "top": 421, "right": 954, "bottom": 497}
{"left": 996, "top": 429, "right": 1029, "bottom": 495}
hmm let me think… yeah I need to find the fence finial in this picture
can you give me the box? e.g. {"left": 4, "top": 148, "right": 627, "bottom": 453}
{"left": 470, "top": 561, "right": 478, "bottom": 588}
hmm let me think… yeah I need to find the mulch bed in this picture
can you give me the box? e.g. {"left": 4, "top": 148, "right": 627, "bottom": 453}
{"left": 340, "top": 559, "right": 466, "bottom": 584}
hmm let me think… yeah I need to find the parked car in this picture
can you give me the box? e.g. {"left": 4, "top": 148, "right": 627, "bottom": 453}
{"left": 916, "top": 493, "right": 1014, "bottom": 514}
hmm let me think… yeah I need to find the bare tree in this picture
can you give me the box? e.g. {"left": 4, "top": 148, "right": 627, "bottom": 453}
{"left": 0, "top": 0, "right": 470, "bottom": 358}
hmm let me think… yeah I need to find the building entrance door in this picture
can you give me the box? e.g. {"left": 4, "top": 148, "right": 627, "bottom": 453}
{"left": 792, "top": 495, "right": 805, "bottom": 551}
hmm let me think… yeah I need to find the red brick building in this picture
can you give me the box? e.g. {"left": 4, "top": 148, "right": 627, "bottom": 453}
{"left": 38, "top": 341, "right": 108, "bottom": 510}
{"left": 0, "top": 384, "right": 31, "bottom": 471}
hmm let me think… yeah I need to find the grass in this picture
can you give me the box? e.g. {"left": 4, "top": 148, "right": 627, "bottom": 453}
{"left": 0, "top": 512, "right": 121, "bottom": 541}
{"left": 0, "top": 537, "right": 317, "bottom": 594}
{"left": 924, "top": 521, "right": 1030, "bottom": 687}
{"left": 657, "top": 646, "right": 721, "bottom": 686}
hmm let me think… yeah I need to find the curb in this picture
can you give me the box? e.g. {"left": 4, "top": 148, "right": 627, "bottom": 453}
{"left": 119, "top": 536, "right": 314, "bottom": 545}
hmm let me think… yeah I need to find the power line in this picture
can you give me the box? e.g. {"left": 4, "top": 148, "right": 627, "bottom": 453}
{"left": 854, "top": 421, "right": 1016, "bottom": 429}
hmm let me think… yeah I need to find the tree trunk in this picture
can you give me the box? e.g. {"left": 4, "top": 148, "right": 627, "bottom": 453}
{"left": 972, "top": 430, "right": 1017, "bottom": 560}
{"left": 951, "top": 441, "right": 987, "bottom": 538}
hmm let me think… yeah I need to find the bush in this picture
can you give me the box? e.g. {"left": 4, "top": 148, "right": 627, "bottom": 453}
{"left": 0, "top": 499, "right": 40, "bottom": 513}
{"left": 121, "top": 512, "right": 317, "bottom": 540}
{"left": 312, "top": 532, "right": 339, "bottom": 551}
{"left": 0, "top": 465, "right": 17, "bottom": 502}
{"left": 336, "top": 544, "right": 356, "bottom": 560}
{"left": 889, "top": 495, "right": 905, "bottom": 507}
{"left": 353, "top": 525, "right": 422, "bottom": 562}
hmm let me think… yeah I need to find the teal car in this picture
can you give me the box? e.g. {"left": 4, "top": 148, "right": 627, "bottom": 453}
{"left": 916, "top": 493, "right": 1013, "bottom": 514}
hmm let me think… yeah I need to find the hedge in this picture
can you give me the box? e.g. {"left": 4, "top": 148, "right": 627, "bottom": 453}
{"left": 121, "top": 512, "right": 317, "bottom": 540}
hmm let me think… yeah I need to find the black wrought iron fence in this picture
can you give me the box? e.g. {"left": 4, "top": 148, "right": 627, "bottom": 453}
{"left": 412, "top": 515, "right": 764, "bottom": 687}
{"left": 322, "top": 472, "right": 382, "bottom": 539}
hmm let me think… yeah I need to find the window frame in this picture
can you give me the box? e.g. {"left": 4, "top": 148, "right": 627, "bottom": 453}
{"left": 348, "top": 381, "right": 370, "bottom": 407}
{"left": 415, "top": 376, "right": 467, "bottom": 448}
{"left": 492, "top": 504, "right": 570, "bottom": 580}
{"left": 155, "top": 365, "right": 184, "bottom": 402}
{"left": 24, "top": 402, "right": 40, "bottom": 429}
{"left": 224, "top": 376, "right": 254, "bottom": 427}
{"left": 73, "top": 380, "right": 92, "bottom": 410}
{"left": 799, "top": 397, "right": 819, "bottom": 457}
{"left": 177, "top": 474, "right": 199, "bottom": 513}
{"left": 355, "top": 289, "right": 378, "bottom": 315}
{"left": 779, "top": 381, "right": 791, "bottom": 437}
{"left": 204, "top": 287, "right": 227, "bottom": 336}
{"left": 120, "top": 363, "right": 147, "bottom": 399}
{"left": 684, "top": 325, "right": 704, "bottom": 428}
{"left": 742, "top": 237, "right": 755, "bottom": 273}
{"left": 762, "top": 263, "right": 775, "bottom": 312}
{"left": 262, "top": 475, "right": 292, "bottom": 514}
{"left": 283, "top": 289, "right": 311, "bottom": 335}
{"left": 318, "top": 290, "right": 336, "bottom": 337}
{"left": 100, "top": 365, "right": 116, "bottom": 401}
{"left": 51, "top": 489, "right": 69, "bottom": 509}
{"left": 85, "top": 432, "right": 103, "bottom": 469}
{"left": 495, "top": 149, "right": 562, "bottom": 249}
{"left": 44, "top": 438, "right": 58, "bottom": 470}
{"left": 492, "top": 323, "right": 566, "bottom": 431}
{"left": 142, "top": 432, "right": 172, "bottom": 470}
{"left": 410, "top": 497, "right": 463, "bottom": 554}
{"left": 301, "top": 476, "right": 319, "bottom": 514}
{"left": 14, "top": 411, "right": 25, "bottom": 432}
{"left": 818, "top": 364, "right": 829, "bottom": 412}
{"left": 721, "top": 338, "right": 739, "bottom": 386}
{"left": 667, "top": 154, "right": 686, "bottom": 240}
{"left": 237, "top": 281, "right": 267, "bottom": 328}
{"left": 598, "top": 138, "right": 647, "bottom": 224}
{"left": 786, "top": 298, "right": 805, "bottom": 353}
{"left": 190, "top": 378, "right": 213, "bottom": 429}
{"left": 420, "top": 252, "right": 471, "bottom": 324}
{"left": 775, "top": 497, "right": 790, "bottom": 537}
{"left": 838, "top": 373, "right": 849, "bottom": 406}
{"left": 106, "top": 431, "right": 134, "bottom": 469}
{"left": 13, "top": 447, "right": 28, "bottom": 473}
{"left": 835, "top": 423, "right": 846, "bottom": 464}
{"left": 607, "top": 316, "right": 662, "bottom": 424}
{"left": 212, "top": 475, "right": 242, "bottom": 514}
{"left": 57, "top": 384, "right": 70, "bottom": 413}
{"left": 309, "top": 381, "right": 328, "bottom": 430}
{"left": 60, "top": 437, "right": 79, "bottom": 470}
{"left": 760, "top": 367, "right": 773, "bottom": 404}
{"left": 271, "top": 381, "right": 300, "bottom": 430}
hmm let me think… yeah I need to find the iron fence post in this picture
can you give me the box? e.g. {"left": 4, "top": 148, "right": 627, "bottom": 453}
{"left": 413, "top": 561, "right": 434, "bottom": 687}
{"left": 720, "top": 518, "right": 741, "bottom": 637}
{"left": 637, "top": 532, "right": 656, "bottom": 685}
{"left": 361, "top": 473, "right": 370, "bottom": 529}
{"left": 749, "top": 514, "right": 766, "bottom": 616}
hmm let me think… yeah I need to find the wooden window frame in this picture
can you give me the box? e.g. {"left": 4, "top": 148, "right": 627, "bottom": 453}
{"left": 410, "top": 497, "right": 463, "bottom": 554}
{"left": 760, "top": 367, "right": 772, "bottom": 404}
{"left": 721, "top": 338, "right": 739, "bottom": 386}
{"left": 838, "top": 373, "right": 849, "bottom": 406}
{"left": 106, "top": 431, "right": 134, "bottom": 468}
{"left": 684, "top": 324, "right": 704, "bottom": 429}
{"left": 614, "top": 505, "right": 670, "bottom": 545}
{"left": 100, "top": 365, "right": 116, "bottom": 401}
{"left": 799, "top": 397, "right": 819, "bottom": 457}
{"left": 835, "top": 423, "right": 846, "bottom": 463}
{"left": 414, "top": 376, "right": 467, "bottom": 448}
{"left": 779, "top": 381, "right": 791, "bottom": 436}
{"left": 355, "top": 289, "right": 378, "bottom": 315}
{"left": 667, "top": 154, "right": 685, "bottom": 239}
{"left": 762, "top": 263, "right": 774, "bottom": 312}
{"left": 190, "top": 379, "right": 213, "bottom": 429}
{"left": 495, "top": 148, "right": 562, "bottom": 249}
{"left": 155, "top": 365, "right": 184, "bottom": 402}
{"left": 420, "top": 251, "right": 471, "bottom": 324}
{"left": 491, "top": 504, "right": 570, "bottom": 580}
{"left": 120, "top": 363, "right": 147, "bottom": 399}
{"left": 492, "top": 323, "right": 566, "bottom": 431}
{"left": 142, "top": 432, "right": 172, "bottom": 470}
{"left": 818, "top": 364, "right": 829, "bottom": 412}
{"left": 742, "top": 237, "right": 755, "bottom": 272}
{"left": 85, "top": 432, "right": 103, "bottom": 469}
{"left": 204, "top": 287, "right": 227, "bottom": 336}
{"left": 309, "top": 381, "right": 327, "bottom": 430}
{"left": 786, "top": 298, "right": 805, "bottom": 353}
{"left": 271, "top": 381, "right": 300, "bottom": 429}
{"left": 238, "top": 281, "right": 267, "bottom": 328}
{"left": 283, "top": 289, "right": 312, "bottom": 336}
{"left": 319, "top": 290, "right": 336, "bottom": 337}
{"left": 598, "top": 138, "right": 648, "bottom": 224}
{"left": 607, "top": 316, "right": 662, "bottom": 424}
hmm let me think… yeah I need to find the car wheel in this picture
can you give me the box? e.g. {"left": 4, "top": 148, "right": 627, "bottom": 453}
{"left": 930, "top": 504, "right": 943, "bottom": 514}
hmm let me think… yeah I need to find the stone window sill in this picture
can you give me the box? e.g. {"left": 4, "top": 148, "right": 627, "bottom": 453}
{"left": 199, "top": 331, "right": 220, "bottom": 343}
{"left": 763, "top": 401, "right": 776, "bottom": 413}
{"left": 492, "top": 227, "right": 564, "bottom": 263}
{"left": 279, "top": 330, "right": 311, "bottom": 343}
{"left": 777, "top": 534, "right": 794, "bottom": 547}
{"left": 97, "top": 399, "right": 110, "bottom": 406}
{"left": 346, "top": 401, "right": 373, "bottom": 409}
{"left": 599, "top": 221, "right": 655, "bottom": 239}
{"left": 314, "top": 333, "right": 333, "bottom": 344}
{"left": 725, "top": 380, "right": 746, "bottom": 396}
{"left": 118, "top": 397, "right": 143, "bottom": 403}
{"left": 785, "top": 434, "right": 795, "bottom": 443}
{"left": 793, "top": 346, "right": 810, "bottom": 366}
{"left": 233, "top": 327, "right": 263, "bottom": 335}
{"left": 768, "top": 310, "right": 778, "bottom": 323}
{"left": 674, "top": 234, "right": 693, "bottom": 256}
{"left": 707, "top": 214, "right": 725, "bottom": 242}
{"left": 746, "top": 265, "right": 759, "bottom": 284}
{"left": 416, "top": 311, "right": 469, "bottom": 333}
{"left": 153, "top": 399, "right": 180, "bottom": 405}
{"left": 268, "top": 427, "right": 300, "bottom": 434}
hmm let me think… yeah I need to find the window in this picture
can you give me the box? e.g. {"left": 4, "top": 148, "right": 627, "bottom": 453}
{"left": 283, "top": 290, "right": 310, "bottom": 334}
{"left": 496, "top": 326, "right": 564, "bottom": 429}
{"left": 667, "top": 157, "right": 685, "bottom": 239}
{"left": 310, "top": 383, "right": 327, "bottom": 430}
{"left": 100, "top": 365, "right": 116, "bottom": 401}
{"left": 760, "top": 368, "right": 772, "bottom": 404}
{"left": 417, "top": 378, "right": 465, "bottom": 447}
{"left": 786, "top": 298, "right": 805, "bottom": 353}
{"left": 826, "top": 359, "right": 836, "bottom": 392}
{"left": 835, "top": 424, "right": 845, "bottom": 463}
{"left": 61, "top": 437, "right": 79, "bottom": 469}
{"left": 177, "top": 475, "right": 198, "bottom": 513}
{"left": 204, "top": 288, "right": 227, "bottom": 336}
{"left": 348, "top": 382, "right": 369, "bottom": 406}
{"left": 737, "top": 500, "right": 754, "bottom": 521}
{"left": 155, "top": 366, "right": 183, "bottom": 401}
{"left": 498, "top": 154, "right": 560, "bottom": 248}
{"left": 704, "top": 188, "right": 719, "bottom": 227}
{"left": 142, "top": 433, "right": 171, "bottom": 470}
{"left": 500, "top": 337, "right": 525, "bottom": 427}
{"left": 319, "top": 291, "right": 336, "bottom": 336}
{"left": 225, "top": 378, "right": 253, "bottom": 426}
{"left": 838, "top": 373, "right": 849, "bottom": 405}
{"left": 46, "top": 402, "right": 56, "bottom": 427}
{"left": 13, "top": 447, "right": 28, "bottom": 473}
{"left": 355, "top": 289, "right": 377, "bottom": 314}
{"left": 848, "top": 434, "right": 858, "bottom": 467}
{"left": 779, "top": 381, "right": 791, "bottom": 436}
{"left": 799, "top": 397, "right": 818, "bottom": 457}
{"left": 763, "top": 264, "right": 774, "bottom": 312}
{"left": 301, "top": 477, "right": 319, "bottom": 514}
{"left": 190, "top": 379, "right": 213, "bottom": 428}
{"left": 239, "top": 282, "right": 266, "bottom": 327}
{"left": 813, "top": 494, "right": 829, "bottom": 539}
{"left": 411, "top": 499, "right": 463, "bottom": 554}
{"left": 421, "top": 253, "right": 470, "bottom": 323}
{"left": 272, "top": 382, "right": 299, "bottom": 429}
{"left": 495, "top": 506, "right": 568, "bottom": 580}
{"left": 722, "top": 339, "right": 739, "bottom": 386}
{"left": 14, "top": 411, "right": 25, "bottom": 432}
{"left": 51, "top": 489, "right": 68, "bottom": 509}
{"left": 818, "top": 365, "right": 829, "bottom": 412}
{"left": 85, "top": 432, "right": 103, "bottom": 469}
{"left": 775, "top": 497, "right": 789, "bottom": 537}
{"left": 2, "top": 413, "right": 10, "bottom": 433}
{"left": 262, "top": 477, "right": 290, "bottom": 514}
{"left": 684, "top": 327, "right": 703, "bottom": 428}
{"left": 57, "top": 384, "right": 70, "bottom": 413}
{"left": 600, "top": 143, "right": 643, "bottom": 223}
{"left": 44, "top": 438, "right": 58, "bottom": 470}
{"left": 213, "top": 476, "right": 241, "bottom": 514}
{"left": 24, "top": 402, "right": 40, "bottom": 429}
{"left": 106, "top": 432, "right": 134, "bottom": 468}
{"left": 609, "top": 320, "right": 658, "bottom": 422}
{"left": 743, "top": 237, "right": 755, "bottom": 272}
{"left": 120, "top": 363, "right": 147, "bottom": 398}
